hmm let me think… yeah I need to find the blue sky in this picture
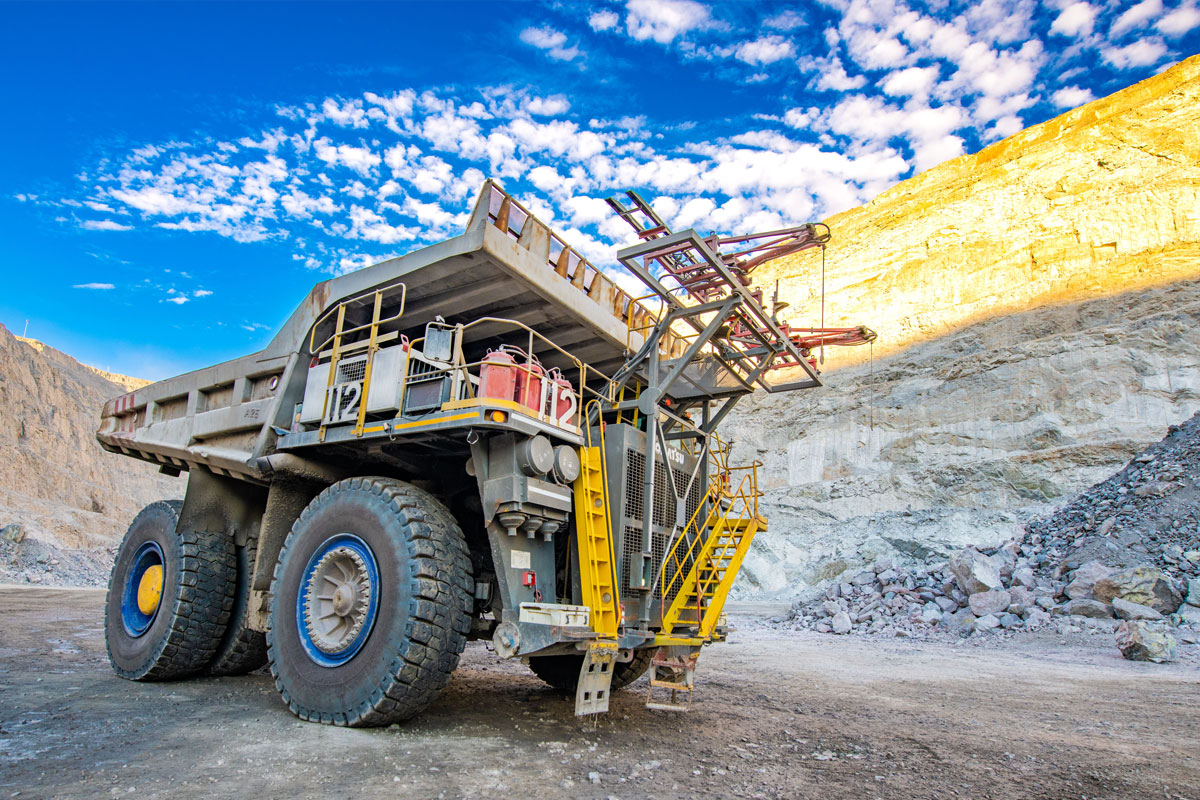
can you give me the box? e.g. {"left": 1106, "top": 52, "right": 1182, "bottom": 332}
{"left": 2, "top": 0, "right": 1197, "bottom": 379}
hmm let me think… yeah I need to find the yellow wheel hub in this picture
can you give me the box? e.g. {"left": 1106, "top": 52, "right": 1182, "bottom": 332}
{"left": 137, "top": 564, "right": 164, "bottom": 616}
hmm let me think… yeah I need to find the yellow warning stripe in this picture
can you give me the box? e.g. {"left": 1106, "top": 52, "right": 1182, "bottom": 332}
{"left": 392, "top": 411, "right": 479, "bottom": 432}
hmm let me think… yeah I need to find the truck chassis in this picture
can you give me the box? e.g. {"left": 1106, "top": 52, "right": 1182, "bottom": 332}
{"left": 97, "top": 181, "right": 873, "bottom": 724}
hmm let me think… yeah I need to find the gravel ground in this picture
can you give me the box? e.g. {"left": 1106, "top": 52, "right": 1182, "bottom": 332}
{"left": 2, "top": 587, "right": 1198, "bottom": 799}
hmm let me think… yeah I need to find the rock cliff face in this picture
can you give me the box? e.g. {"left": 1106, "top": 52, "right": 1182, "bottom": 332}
{"left": 0, "top": 323, "right": 180, "bottom": 551}
{"left": 729, "top": 56, "right": 1200, "bottom": 600}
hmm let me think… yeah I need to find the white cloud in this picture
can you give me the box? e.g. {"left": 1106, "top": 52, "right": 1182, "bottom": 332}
{"left": 165, "top": 295, "right": 189, "bottom": 305}
{"left": 625, "top": 0, "right": 710, "bottom": 44}
{"left": 1158, "top": 2, "right": 1200, "bottom": 34}
{"left": 764, "top": 9, "right": 805, "bottom": 31}
{"left": 733, "top": 35, "right": 795, "bottom": 65}
{"left": 588, "top": 9, "right": 619, "bottom": 31}
{"left": 312, "top": 138, "right": 381, "bottom": 176}
{"left": 881, "top": 66, "right": 939, "bottom": 98}
{"left": 1101, "top": 38, "right": 1168, "bottom": 68}
{"left": 520, "top": 26, "right": 581, "bottom": 61}
{"left": 526, "top": 95, "right": 570, "bottom": 116}
{"left": 320, "top": 98, "right": 368, "bottom": 128}
{"left": 193, "top": 289, "right": 213, "bottom": 297}
{"left": 80, "top": 219, "right": 133, "bottom": 231}
{"left": 73, "top": 282, "right": 115, "bottom": 289}
{"left": 1111, "top": 0, "right": 1163, "bottom": 35}
{"left": 1050, "top": 1, "right": 1097, "bottom": 36}
{"left": 364, "top": 90, "right": 415, "bottom": 119}
{"left": 1052, "top": 85, "right": 1095, "bottom": 108}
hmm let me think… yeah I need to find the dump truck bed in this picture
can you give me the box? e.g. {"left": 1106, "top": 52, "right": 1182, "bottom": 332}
{"left": 96, "top": 183, "right": 670, "bottom": 481}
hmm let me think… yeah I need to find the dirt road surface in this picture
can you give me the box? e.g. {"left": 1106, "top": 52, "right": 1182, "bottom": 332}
{"left": 1, "top": 587, "right": 1197, "bottom": 799}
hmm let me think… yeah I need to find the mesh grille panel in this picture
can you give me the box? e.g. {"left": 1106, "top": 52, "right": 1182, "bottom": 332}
{"left": 336, "top": 356, "right": 367, "bottom": 384}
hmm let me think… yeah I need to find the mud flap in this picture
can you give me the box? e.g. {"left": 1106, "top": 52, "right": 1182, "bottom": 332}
{"left": 646, "top": 645, "right": 700, "bottom": 711}
{"left": 574, "top": 642, "right": 618, "bottom": 716}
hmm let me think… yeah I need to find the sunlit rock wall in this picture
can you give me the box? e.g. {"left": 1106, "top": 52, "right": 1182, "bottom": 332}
{"left": 728, "top": 55, "right": 1200, "bottom": 601}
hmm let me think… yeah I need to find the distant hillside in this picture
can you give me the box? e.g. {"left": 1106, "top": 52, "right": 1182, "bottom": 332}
{"left": 0, "top": 323, "right": 180, "bottom": 550}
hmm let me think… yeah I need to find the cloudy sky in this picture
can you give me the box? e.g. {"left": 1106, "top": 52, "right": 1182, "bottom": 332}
{"left": 3, "top": 1, "right": 1197, "bottom": 378}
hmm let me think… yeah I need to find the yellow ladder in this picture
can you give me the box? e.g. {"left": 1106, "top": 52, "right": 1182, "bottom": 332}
{"left": 572, "top": 445, "right": 620, "bottom": 639}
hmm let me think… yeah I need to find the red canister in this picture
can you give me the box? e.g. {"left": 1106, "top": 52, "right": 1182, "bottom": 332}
{"left": 480, "top": 348, "right": 518, "bottom": 402}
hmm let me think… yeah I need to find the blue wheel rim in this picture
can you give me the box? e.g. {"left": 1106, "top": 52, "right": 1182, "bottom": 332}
{"left": 297, "top": 534, "right": 380, "bottom": 668}
{"left": 121, "top": 541, "right": 164, "bottom": 637}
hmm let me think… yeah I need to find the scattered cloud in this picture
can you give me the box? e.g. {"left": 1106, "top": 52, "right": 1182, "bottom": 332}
{"left": 733, "top": 35, "right": 795, "bottom": 66}
{"left": 625, "top": 0, "right": 711, "bottom": 44}
{"left": 588, "top": 9, "right": 619, "bottom": 32}
{"left": 74, "top": 282, "right": 115, "bottom": 290}
{"left": 1158, "top": 2, "right": 1200, "bottom": 34}
{"left": 1051, "top": 2, "right": 1098, "bottom": 37}
{"left": 80, "top": 219, "right": 133, "bottom": 231}
{"left": 1052, "top": 85, "right": 1095, "bottom": 107}
{"left": 520, "top": 26, "right": 582, "bottom": 61}
{"left": 193, "top": 289, "right": 213, "bottom": 297}
{"left": 1102, "top": 38, "right": 1169, "bottom": 68}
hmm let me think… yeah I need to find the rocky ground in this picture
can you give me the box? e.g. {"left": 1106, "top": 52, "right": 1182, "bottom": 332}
{"left": 2, "top": 587, "right": 1197, "bottom": 799}
{"left": 774, "top": 411, "right": 1200, "bottom": 663}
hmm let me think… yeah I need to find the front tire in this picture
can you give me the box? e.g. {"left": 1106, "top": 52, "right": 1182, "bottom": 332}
{"left": 266, "top": 477, "right": 472, "bottom": 727}
{"left": 104, "top": 500, "right": 237, "bottom": 680}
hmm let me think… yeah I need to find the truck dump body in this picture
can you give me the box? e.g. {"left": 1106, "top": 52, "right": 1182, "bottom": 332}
{"left": 97, "top": 183, "right": 674, "bottom": 481}
{"left": 96, "top": 180, "right": 874, "bottom": 723}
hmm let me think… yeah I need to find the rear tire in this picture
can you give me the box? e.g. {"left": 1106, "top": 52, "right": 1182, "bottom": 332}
{"left": 528, "top": 647, "right": 657, "bottom": 692}
{"left": 266, "top": 477, "right": 472, "bottom": 727}
{"left": 208, "top": 533, "right": 268, "bottom": 676}
{"left": 105, "top": 500, "right": 237, "bottom": 680}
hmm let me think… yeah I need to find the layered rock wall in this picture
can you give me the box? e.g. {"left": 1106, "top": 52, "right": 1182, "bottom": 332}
{"left": 729, "top": 55, "right": 1200, "bottom": 600}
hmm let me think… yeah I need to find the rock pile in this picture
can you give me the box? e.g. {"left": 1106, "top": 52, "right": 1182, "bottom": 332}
{"left": 778, "top": 413, "right": 1200, "bottom": 656}
{"left": 1022, "top": 411, "right": 1200, "bottom": 583}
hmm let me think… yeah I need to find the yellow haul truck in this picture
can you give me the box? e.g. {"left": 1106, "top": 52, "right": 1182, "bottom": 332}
{"left": 97, "top": 181, "right": 873, "bottom": 725}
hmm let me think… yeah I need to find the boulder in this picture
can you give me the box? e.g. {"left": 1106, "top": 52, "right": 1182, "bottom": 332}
{"left": 940, "top": 608, "right": 976, "bottom": 634}
{"left": 920, "top": 604, "right": 943, "bottom": 624}
{"left": 1185, "top": 578, "right": 1200, "bottom": 608}
{"left": 851, "top": 571, "right": 876, "bottom": 586}
{"left": 1026, "top": 608, "right": 1052, "bottom": 628}
{"left": 1065, "top": 560, "right": 1112, "bottom": 600}
{"left": 975, "top": 614, "right": 1001, "bottom": 632}
{"left": 1112, "top": 597, "right": 1163, "bottom": 621}
{"left": 820, "top": 600, "right": 841, "bottom": 618}
{"left": 1007, "top": 586, "right": 1036, "bottom": 616}
{"left": 1065, "top": 599, "right": 1115, "bottom": 618}
{"left": 1093, "top": 566, "right": 1184, "bottom": 614}
{"left": 1177, "top": 605, "right": 1200, "bottom": 626}
{"left": 1115, "top": 621, "right": 1177, "bottom": 663}
{"left": 831, "top": 611, "right": 852, "bottom": 634}
{"left": 949, "top": 548, "right": 1004, "bottom": 595}
{"left": 969, "top": 590, "right": 1012, "bottom": 617}
{"left": 1011, "top": 566, "right": 1037, "bottom": 590}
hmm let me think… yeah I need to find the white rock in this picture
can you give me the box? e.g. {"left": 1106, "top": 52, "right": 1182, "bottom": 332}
{"left": 831, "top": 611, "right": 852, "bottom": 635}
{"left": 949, "top": 548, "right": 1004, "bottom": 595}
{"left": 968, "top": 589, "right": 1012, "bottom": 617}
{"left": 1112, "top": 597, "right": 1163, "bottom": 621}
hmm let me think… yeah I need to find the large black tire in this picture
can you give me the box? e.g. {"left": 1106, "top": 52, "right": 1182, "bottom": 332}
{"left": 266, "top": 477, "right": 473, "bottom": 727}
{"left": 528, "top": 647, "right": 657, "bottom": 692}
{"left": 105, "top": 500, "right": 237, "bottom": 681}
{"left": 207, "top": 532, "right": 268, "bottom": 676}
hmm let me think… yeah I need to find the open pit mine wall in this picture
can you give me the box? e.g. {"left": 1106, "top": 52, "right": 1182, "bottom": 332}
{"left": 727, "top": 54, "right": 1200, "bottom": 601}
{"left": 0, "top": 324, "right": 180, "bottom": 550}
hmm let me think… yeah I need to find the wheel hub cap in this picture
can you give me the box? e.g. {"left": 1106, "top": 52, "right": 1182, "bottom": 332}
{"left": 137, "top": 564, "right": 164, "bottom": 615}
{"left": 304, "top": 546, "right": 373, "bottom": 654}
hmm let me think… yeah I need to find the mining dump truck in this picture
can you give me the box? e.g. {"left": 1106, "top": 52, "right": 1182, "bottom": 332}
{"left": 97, "top": 180, "right": 874, "bottom": 725}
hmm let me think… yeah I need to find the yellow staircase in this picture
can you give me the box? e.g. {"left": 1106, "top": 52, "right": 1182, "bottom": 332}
{"left": 658, "top": 463, "right": 764, "bottom": 641}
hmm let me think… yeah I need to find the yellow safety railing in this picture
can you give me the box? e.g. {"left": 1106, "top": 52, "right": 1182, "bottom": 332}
{"left": 658, "top": 458, "right": 762, "bottom": 638}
